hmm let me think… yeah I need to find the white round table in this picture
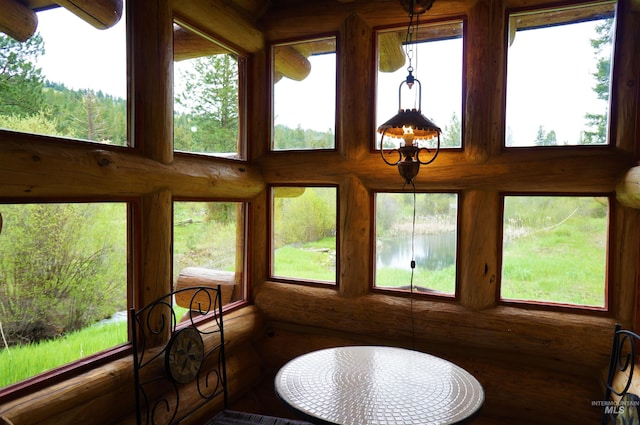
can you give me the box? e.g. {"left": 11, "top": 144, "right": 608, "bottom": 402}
{"left": 274, "top": 346, "right": 484, "bottom": 425}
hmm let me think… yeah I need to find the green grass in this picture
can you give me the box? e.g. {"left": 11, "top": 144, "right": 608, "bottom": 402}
{"left": 0, "top": 213, "right": 607, "bottom": 389}
{"left": 0, "top": 321, "right": 127, "bottom": 388}
{"left": 273, "top": 238, "right": 336, "bottom": 282}
{"left": 0, "top": 306, "right": 192, "bottom": 388}
{"left": 501, "top": 216, "right": 606, "bottom": 307}
{"left": 376, "top": 265, "right": 456, "bottom": 294}
{"left": 271, "top": 216, "right": 606, "bottom": 307}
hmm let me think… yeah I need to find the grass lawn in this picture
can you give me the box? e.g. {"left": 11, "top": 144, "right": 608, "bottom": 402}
{"left": 501, "top": 216, "right": 606, "bottom": 307}
{"left": 0, "top": 321, "right": 127, "bottom": 388}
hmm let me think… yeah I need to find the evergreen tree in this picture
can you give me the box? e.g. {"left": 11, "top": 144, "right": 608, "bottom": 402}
{"left": 441, "top": 112, "right": 461, "bottom": 147}
{"left": 534, "top": 125, "right": 557, "bottom": 146}
{"left": 76, "top": 90, "right": 108, "bottom": 141}
{"left": 175, "top": 54, "right": 239, "bottom": 153}
{"left": 581, "top": 18, "right": 613, "bottom": 145}
{"left": 0, "top": 34, "right": 45, "bottom": 117}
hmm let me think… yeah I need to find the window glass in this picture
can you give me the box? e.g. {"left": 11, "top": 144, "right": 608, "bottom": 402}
{"left": 0, "top": 202, "right": 128, "bottom": 388}
{"left": 375, "top": 192, "right": 457, "bottom": 295}
{"left": 376, "top": 21, "right": 463, "bottom": 149}
{"left": 505, "top": 4, "right": 614, "bottom": 146}
{"left": 501, "top": 196, "right": 608, "bottom": 307}
{"left": 0, "top": 4, "right": 127, "bottom": 145}
{"left": 173, "top": 201, "right": 246, "bottom": 305}
{"left": 271, "top": 187, "right": 337, "bottom": 283}
{"left": 174, "top": 25, "right": 244, "bottom": 158}
{"left": 272, "top": 38, "right": 336, "bottom": 150}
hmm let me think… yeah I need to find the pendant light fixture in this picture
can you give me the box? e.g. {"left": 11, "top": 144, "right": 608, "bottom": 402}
{"left": 378, "top": 0, "right": 440, "bottom": 185}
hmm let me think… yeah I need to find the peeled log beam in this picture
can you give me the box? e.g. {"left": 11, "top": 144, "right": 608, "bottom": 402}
{"left": 339, "top": 14, "right": 371, "bottom": 160}
{"left": 610, "top": 1, "right": 640, "bottom": 154}
{"left": 262, "top": 1, "right": 470, "bottom": 40}
{"left": 130, "top": 0, "right": 173, "bottom": 164}
{"left": 173, "top": 0, "right": 264, "bottom": 53}
{"left": 139, "top": 190, "right": 173, "bottom": 328}
{"left": 0, "top": 0, "right": 37, "bottom": 42}
{"left": 617, "top": 166, "right": 640, "bottom": 208}
{"left": 458, "top": 190, "right": 499, "bottom": 310}
{"left": 175, "top": 267, "right": 237, "bottom": 306}
{"left": 56, "top": 0, "right": 123, "bottom": 29}
{"left": 378, "top": 31, "right": 405, "bottom": 72}
{"left": 174, "top": 25, "right": 228, "bottom": 61}
{"left": 0, "top": 132, "right": 265, "bottom": 198}
{"left": 274, "top": 39, "right": 336, "bottom": 82}
{"left": 254, "top": 281, "right": 615, "bottom": 370}
{"left": 258, "top": 149, "right": 632, "bottom": 193}
{"left": 273, "top": 45, "right": 311, "bottom": 81}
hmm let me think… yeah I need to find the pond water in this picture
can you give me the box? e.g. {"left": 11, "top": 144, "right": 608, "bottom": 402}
{"left": 376, "top": 231, "right": 456, "bottom": 271}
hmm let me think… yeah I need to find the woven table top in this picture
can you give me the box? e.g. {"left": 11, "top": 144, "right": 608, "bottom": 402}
{"left": 274, "top": 346, "right": 484, "bottom": 425}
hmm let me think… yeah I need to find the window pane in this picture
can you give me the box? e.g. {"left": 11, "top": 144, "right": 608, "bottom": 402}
{"left": 173, "top": 202, "right": 246, "bottom": 305}
{"left": 271, "top": 187, "right": 337, "bottom": 283}
{"left": 174, "top": 25, "right": 244, "bottom": 158}
{"left": 376, "top": 21, "right": 463, "bottom": 149}
{"left": 0, "top": 5, "right": 127, "bottom": 145}
{"left": 272, "top": 38, "right": 336, "bottom": 150}
{"left": 375, "top": 193, "right": 457, "bottom": 295}
{"left": 505, "top": 5, "right": 614, "bottom": 146}
{"left": 0, "top": 203, "right": 128, "bottom": 388}
{"left": 501, "top": 196, "right": 608, "bottom": 307}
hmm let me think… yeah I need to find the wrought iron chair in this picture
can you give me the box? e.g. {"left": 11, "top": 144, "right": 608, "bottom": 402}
{"left": 602, "top": 323, "right": 640, "bottom": 425}
{"left": 131, "top": 285, "right": 311, "bottom": 425}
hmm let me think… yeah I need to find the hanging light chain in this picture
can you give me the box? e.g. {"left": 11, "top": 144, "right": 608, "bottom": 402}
{"left": 404, "top": 1, "right": 417, "bottom": 71}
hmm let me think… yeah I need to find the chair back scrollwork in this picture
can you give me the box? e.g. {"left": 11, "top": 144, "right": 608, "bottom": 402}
{"left": 131, "top": 286, "right": 226, "bottom": 425}
{"left": 603, "top": 324, "right": 640, "bottom": 425}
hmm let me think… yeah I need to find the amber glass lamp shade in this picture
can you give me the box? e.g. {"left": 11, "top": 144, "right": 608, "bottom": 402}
{"left": 377, "top": 78, "right": 441, "bottom": 185}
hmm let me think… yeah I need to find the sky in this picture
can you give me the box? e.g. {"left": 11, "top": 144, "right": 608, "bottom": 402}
{"left": 34, "top": 7, "right": 127, "bottom": 99}
{"left": 506, "top": 20, "right": 610, "bottom": 146}
{"left": 32, "top": 7, "right": 610, "bottom": 147}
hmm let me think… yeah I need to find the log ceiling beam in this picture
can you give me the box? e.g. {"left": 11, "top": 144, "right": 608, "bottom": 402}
{"left": 0, "top": 0, "right": 121, "bottom": 42}
{"left": 0, "top": 0, "right": 37, "bottom": 41}
{"left": 0, "top": 132, "right": 264, "bottom": 199}
{"left": 173, "top": 24, "right": 228, "bottom": 61}
{"left": 54, "top": 0, "right": 123, "bottom": 29}
{"left": 273, "top": 45, "right": 311, "bottom": 82}
{"left": 378, "top": 31, "right": 406, "bottom": 73}
{"left": 173, "top": 0, "right": 264, "bottom": 53}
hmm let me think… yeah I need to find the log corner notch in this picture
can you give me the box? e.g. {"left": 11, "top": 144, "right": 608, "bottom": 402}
{"left": 0, "top": 0, "right": 122, "bottom": 43}
{"left": 0, "top": 0, "right": 38, "bottom": 42}
{"left": 616, "top": 165, "right": 640, "bottom": 208}
{"left": 174, "top": 267, "right": 238, "bottom": 308}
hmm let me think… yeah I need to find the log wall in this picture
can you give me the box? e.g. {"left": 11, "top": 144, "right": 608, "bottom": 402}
{"left": 0, "top": 0, "right": 638, "bottom": 424}
{"left": 250, "top": 0, "right": 640, "bottom": 423}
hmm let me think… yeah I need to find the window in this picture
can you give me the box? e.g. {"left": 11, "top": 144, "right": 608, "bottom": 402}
{"left": 505, "top": 3, "right": 615, "bottom": 146}
{"left": 0, "top": 202, "right": 128, "bottom": 388}
{"left": 271, "top": 187, "right": 337, "bottom": 283}
{"left": 0, "top": 4, "right": 127, "bottom": 145}
{"left": 272, "top": 37, "right": 336, "bottom": 150}
{"left": 174, "top": 24, "right": 245, "bottom": 158}
{"left": 173, "top": 201, "right": 246, "bottom": 304}
{"left": 374, "top": 192, "right": 458, "bottom": 295}
{"left": 376, "top": 20, "right": 463, "bottom": 150}
{"left": 501, "top": 195, "right": 609, "bottom": 308}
